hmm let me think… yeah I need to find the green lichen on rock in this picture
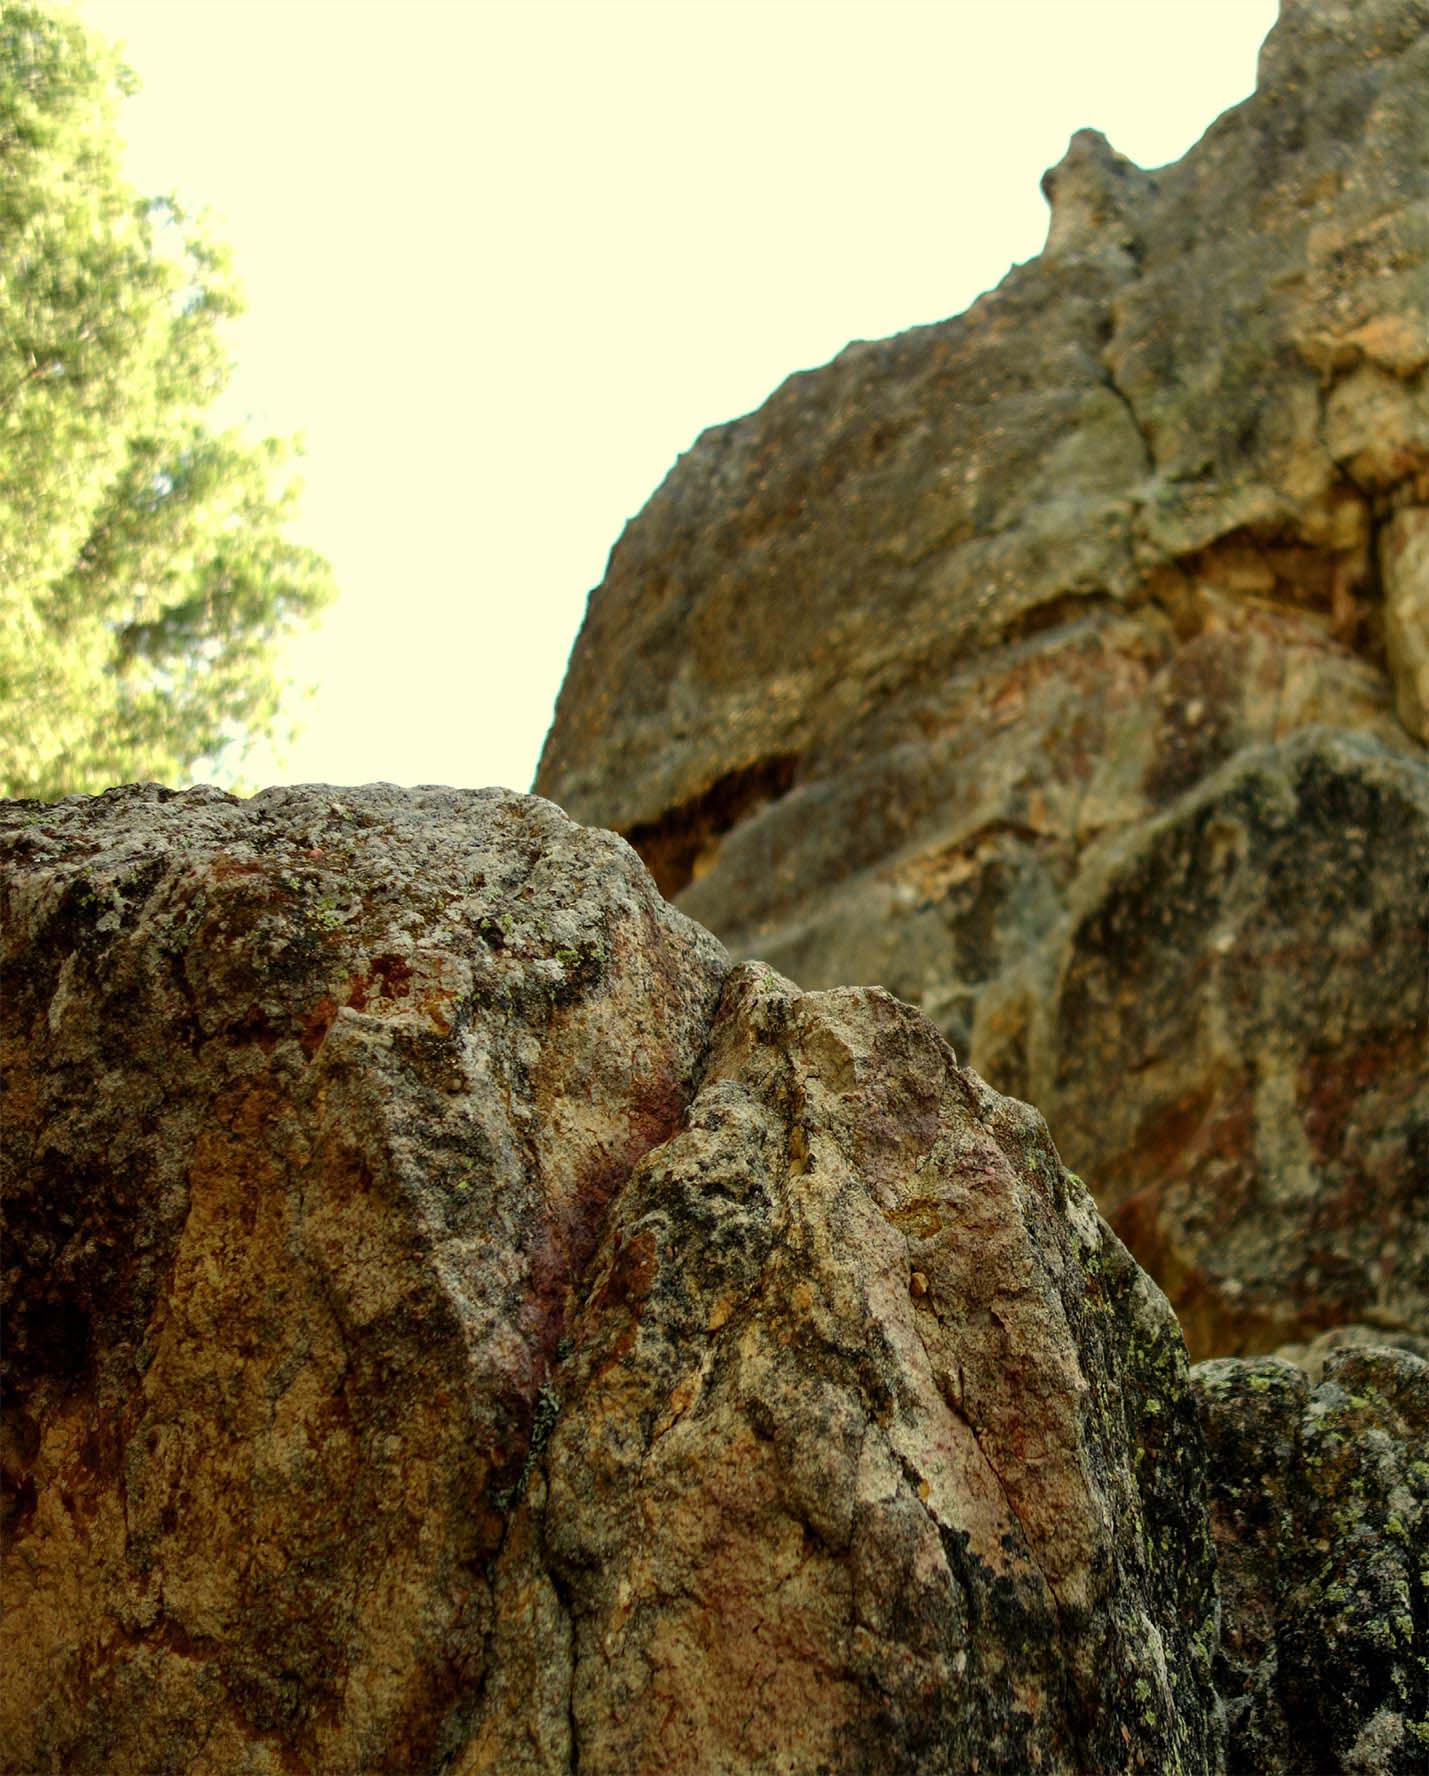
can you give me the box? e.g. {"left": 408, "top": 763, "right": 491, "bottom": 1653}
{"left": 1195, "top": 1344, "right": 1429, "bottom": 1774}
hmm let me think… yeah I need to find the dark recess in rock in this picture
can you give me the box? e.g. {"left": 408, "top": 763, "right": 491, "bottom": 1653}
{"left": 626, "top": 753, "right": 799, "bottom": 898}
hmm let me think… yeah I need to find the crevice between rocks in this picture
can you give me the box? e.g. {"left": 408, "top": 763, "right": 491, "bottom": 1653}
{"left": 624, "top": 755, "right": 800, "bottom": 899}
{"left": 1100, "top": 357, "right": 1156, "bottom": 478}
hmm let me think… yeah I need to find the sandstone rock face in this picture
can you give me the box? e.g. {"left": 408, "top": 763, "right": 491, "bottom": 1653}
{"left": 1194, "top": 1346, "right": 1429, "bottom": 1775}
{"left": 1, "top": 784, "right": 1222, "bottom": 1774}
{"left": 534, "top": 0, "right": 1429, "bottom": 1358}
{"left": 1013, "top": 730, "right": 1429, "bottom": 1360}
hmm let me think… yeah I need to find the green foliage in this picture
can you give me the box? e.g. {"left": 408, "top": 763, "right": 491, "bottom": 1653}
{"left": 0, "top": 1, "right": 335, "bottom": 799}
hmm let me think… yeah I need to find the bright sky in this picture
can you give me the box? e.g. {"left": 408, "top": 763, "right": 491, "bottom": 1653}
{"left": 84, "top": 0, "right": 1279, "bottom": 797}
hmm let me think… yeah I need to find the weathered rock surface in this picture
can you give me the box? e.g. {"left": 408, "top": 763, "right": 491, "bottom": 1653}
{"left": 469, "top": 961, "right": 1220, "bottom": 1774}
{"left": 1, "top": 783, "right": 727, "bottom": 1775}
{"left": 1, "top": 784, "right": 1222, "bottom": 1773}
{"left": 1270, "top": 1321, "right": 1429, "bottom": 1379}
{"left": 1194, "top": 1345, "right": 1429, "bottom": 1775}
{"left": 534, "top": 0, "right": 1429, "bottom": 1357}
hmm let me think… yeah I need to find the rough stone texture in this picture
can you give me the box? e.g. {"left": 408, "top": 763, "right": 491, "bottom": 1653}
{"left": 534, "top": 0, "right": 1429, "bottom": 1357}
{"left": 1194, "top": 1345, "right": 1429, "bottom": 1775}
{"left": 5, "top": 788, "right": 1221, "bottom": 1776}
{"left": 466, "top": 961, "right": 1220, "bottom": 1775}
{"left": 1383, "top": 506, "right": 1429, "bottom": 739}
{"left": 1, "top": 784, "right": 728, "bottom": 1776}
{"left": 1004, "top": 729, "right": 1429, "bottom": 1361}
{"left": 1, "top": 784, "right": 1222, "bottom": 1774}
{"left": 1270, "top": 1321, "right": 1429, "bottom": 1380}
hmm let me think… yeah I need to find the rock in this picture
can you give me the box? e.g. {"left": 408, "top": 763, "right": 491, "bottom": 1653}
{"left": 1271, "top": 1321, "right": 1429, "bottom": 1381}
{"left": 470, "top": 962, "right": 1221, "bottom": 1774}
{"left": 1193, "top": 1345, "right": 1429, "bottom": 1775}
{"left": 1040, "top": 128, "right": 1152, "bottom": 264}
{"left": 534, "top": 0, "right": 1429, "bottom": 1356}
{"left": 1382, "top": 507, "right": 1429, "bottom": 740}
{"left": 1, "top": 783, "right": 727, "bottom": 1776}
{"left": 1015, "top": 729, "right": 1429, "bottom": 1360}
{"left": 1, "top": 784, "right": 1223, "bottom": 1773}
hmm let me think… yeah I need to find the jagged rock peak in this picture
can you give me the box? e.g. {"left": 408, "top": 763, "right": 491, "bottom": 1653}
{"left": 1040, "top": 127, "right": 1152, "bottom": 260}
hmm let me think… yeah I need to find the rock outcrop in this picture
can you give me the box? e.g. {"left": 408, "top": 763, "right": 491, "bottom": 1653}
{"left": 1, "top": 784, "right": 1222, "bottom": 1774}
{"left": 534, "top": 0, "right": 1429, "bottom": 1358}
{"left": 1194, "top": 1344, "right": 1429, "bottom": 1775}
{"left": 6, "top": 5, "right": 1427, "bottom": 1769}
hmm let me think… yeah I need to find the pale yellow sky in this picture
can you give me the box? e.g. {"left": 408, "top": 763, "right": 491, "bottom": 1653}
{"left": 84, "top": 0, "right": 1279, "bottom": 796}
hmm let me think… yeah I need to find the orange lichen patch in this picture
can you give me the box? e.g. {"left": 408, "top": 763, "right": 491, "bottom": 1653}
{"left": 888, "top": 1197, "right": 946, "bottom": 1242}
{"left": 587, "top": 1227, "right": 660, "bottom": 1373}
{"left": 341, "top": 954, "right": 415, "bottom": 1014}
{"left": 420, "top": 990, "right": 456, "bottom": 1036}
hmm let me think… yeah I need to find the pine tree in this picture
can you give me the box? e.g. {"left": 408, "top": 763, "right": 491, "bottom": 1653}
{"left": 0, "top": 1, "right": 335, "bottom": 799}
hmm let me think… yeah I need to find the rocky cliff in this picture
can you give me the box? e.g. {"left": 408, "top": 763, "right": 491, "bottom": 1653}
{"left": 535, "top": 0, "right": 1429, "bottom": 1361}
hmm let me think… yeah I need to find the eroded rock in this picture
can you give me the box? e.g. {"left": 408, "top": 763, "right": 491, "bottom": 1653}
{"left": 1011, "top": 730, "right": 1429, "bottom": 1359}
{"left": 1, "top": 784, "right": 1222, "bottom": 1774}
{"left": 1382, "top": 507, "right": 1429, "bottom": 740}
{"left": 534, "top": 0, "right": 1429, "bottom": 1356}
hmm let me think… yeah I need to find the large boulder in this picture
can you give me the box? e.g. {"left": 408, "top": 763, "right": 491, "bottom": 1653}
{"left": 469, "top": 961, "right": 1221, "bottom": 1773}
{"left": 533, "top": 0, "right": 1429, "bottom": 1356}
{"left": 1, "top": 784, "right": 1221, "bottom": 1774}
